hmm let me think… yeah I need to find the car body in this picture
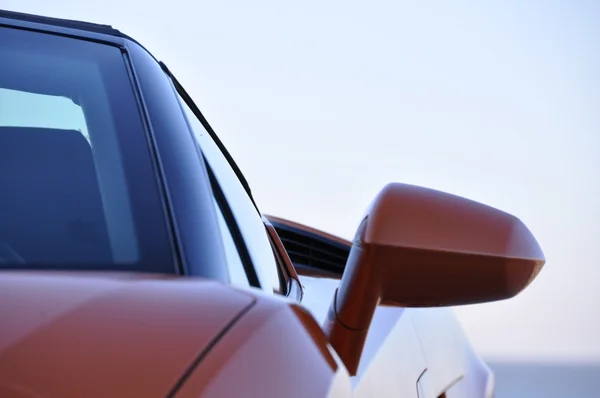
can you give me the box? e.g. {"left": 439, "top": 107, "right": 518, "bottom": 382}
{"left": 0, "top": 9, "right": 545, "bottom": 398}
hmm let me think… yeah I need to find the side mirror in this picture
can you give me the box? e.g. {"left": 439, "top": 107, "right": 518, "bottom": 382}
{"left": 324, "top": 183, "right": 545, "bottom": 375}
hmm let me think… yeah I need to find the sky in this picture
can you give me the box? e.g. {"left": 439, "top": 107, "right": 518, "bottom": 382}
{"left": 2, "top": 0, "right": 599, "bottom": 363}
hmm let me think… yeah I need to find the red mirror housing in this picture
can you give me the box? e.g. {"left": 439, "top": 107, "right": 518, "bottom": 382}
{"left": 325, "top": 182, "right": 545, "bottom": 375}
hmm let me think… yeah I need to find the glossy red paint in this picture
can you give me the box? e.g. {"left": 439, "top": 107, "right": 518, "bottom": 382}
{"left": 0, "top": 271, "right": 255, "bottom": 398}
{"left": 324, "top": 182, "right": 545, "bottom": 375}
{"left": 174, "top": 296, "right": 340, "bottom": 398}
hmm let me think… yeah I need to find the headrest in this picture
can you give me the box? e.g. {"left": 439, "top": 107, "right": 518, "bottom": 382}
{"left": 0, "top": 126, "right": 111, "bottom": 263}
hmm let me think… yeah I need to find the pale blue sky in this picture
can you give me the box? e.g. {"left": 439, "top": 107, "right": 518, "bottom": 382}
{"left": 2, "top": 0, "right": 598, "bottom": 362}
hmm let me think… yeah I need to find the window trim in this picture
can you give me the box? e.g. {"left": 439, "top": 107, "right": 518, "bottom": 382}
{"left": 264, "top": 218, "right": 303, "bottom": 301}
{"left": 205, "top": 161, "right": 261, "bottom": 288}
{"left": 164, "top": 66, "right": 295, "bottom": 295}
{"left": 121, "top": 47, "right": 184, "bottom": 275}
{"left": 162, "top": 72, "right": 262, "bottom": 288}
{"left": 125, "top": 40, "right": 230, "bottom": 283}
{"left": 160, "top": 61, "right": 260, "bottom": 213}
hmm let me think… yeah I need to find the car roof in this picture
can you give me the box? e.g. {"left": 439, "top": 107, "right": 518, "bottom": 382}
{"left": 0, "top": 8, "right": 153, "bottom": 53}
{"left": 0, "top": 9, "right": 124, "bottom": 37}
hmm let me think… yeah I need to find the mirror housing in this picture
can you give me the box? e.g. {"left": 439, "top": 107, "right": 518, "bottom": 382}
{"left": 324, "top": 183, "right": 545, "bottom": 375}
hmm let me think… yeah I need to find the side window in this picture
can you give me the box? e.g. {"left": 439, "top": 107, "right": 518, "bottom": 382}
{"left": 212, "top": 198, "right": 250, "bottom": 288}
{"left": 175, "top": 92, "right": 283, "bottom": 294}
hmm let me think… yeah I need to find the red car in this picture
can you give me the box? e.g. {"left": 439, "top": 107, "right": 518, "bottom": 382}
{"left": 0, "top": 9, "right": 545, "bottom": 397}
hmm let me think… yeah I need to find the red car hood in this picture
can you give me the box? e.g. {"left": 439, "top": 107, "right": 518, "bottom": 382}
{"left": 0, "top": 271, "right": 255, "bottom": 398}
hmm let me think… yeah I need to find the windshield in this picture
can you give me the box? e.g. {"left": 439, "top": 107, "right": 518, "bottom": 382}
{"left": 0, "top": 26, "right": 175, "bottom": 273}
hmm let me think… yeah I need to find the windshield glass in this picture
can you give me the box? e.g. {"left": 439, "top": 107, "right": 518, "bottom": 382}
{"left": 0, "top": 26, "right": 175, "bottom": 273}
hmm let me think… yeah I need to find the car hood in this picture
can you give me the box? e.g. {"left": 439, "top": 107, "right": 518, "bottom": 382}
{"left": 0, "top": 271, "right": 255, "bottom": 398}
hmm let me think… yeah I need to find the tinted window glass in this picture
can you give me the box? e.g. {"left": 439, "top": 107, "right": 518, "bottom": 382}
{"left": 0, "top": 26, "right": 174, "bottom": 272}
{"left": 212, "top": 199, "right": 250, "bottom": 288}
{"left": 175, "top": 94, "right": 282, "bottom": 293}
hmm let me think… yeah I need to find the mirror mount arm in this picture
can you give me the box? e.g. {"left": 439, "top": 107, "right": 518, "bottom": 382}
{"left": 323, "top": 220, "right": 382, "bottom": 376}
{"left": 323, "top": 288, "right": 373, "bottom": 376}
